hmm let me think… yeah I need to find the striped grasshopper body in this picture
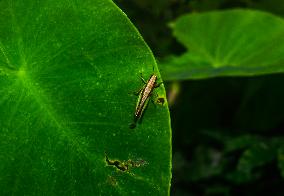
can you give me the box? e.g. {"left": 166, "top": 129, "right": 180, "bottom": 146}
{"left": 130, "top": 74, "right": 160, "bottom": 129}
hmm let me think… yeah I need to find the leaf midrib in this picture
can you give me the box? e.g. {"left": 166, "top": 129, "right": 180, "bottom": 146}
{"left": 18, "top": 72, "right": 100, "bottom": 166}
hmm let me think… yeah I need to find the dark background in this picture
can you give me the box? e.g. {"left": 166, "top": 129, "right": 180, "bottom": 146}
{"left": 114, "top": 0, "right": 284, "bottom": 195}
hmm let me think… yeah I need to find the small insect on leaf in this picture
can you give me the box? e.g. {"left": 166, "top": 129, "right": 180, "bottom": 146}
{"left": 130, "top": 73, "right": 162, "bottom": 129}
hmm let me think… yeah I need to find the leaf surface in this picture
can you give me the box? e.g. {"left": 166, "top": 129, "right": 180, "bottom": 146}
{"left": 0, "top": 0, "right": 171, "bottom": 195}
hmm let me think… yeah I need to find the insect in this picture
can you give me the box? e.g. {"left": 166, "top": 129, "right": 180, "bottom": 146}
{"left": 129, "top": 73, "right": 162, "bottom": 129}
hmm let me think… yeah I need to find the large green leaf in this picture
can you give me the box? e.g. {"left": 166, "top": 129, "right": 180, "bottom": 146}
{"left": 160, "top": 9, "right": 284, "bottom": 80}
{"left": 0, "top": 0, "right": 171, "bottom": 195}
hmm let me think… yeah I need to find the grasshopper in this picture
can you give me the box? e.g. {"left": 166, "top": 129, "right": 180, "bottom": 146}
{"left": 129, "top": 73, "right": 162, "bottom": 129}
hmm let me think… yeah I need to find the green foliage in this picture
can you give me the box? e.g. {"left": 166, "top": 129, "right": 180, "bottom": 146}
{"left": 169, "top": 75, "right": 284, "bottom": 195}
{"left": 124, "top": 0, "right": 284, "bottom": 195}
{"left": 226, "top": 137, "right": 278, "bottom": 183}
{"left": 161, "top": 9, "right": 284, "bottom": 80}
{"left": 0, "top": 0, "right": 171, "bottom": 195}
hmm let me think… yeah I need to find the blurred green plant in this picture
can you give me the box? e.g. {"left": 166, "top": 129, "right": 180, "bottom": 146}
{"left": 161, "top": 9, "right": 284, "bottom": 80}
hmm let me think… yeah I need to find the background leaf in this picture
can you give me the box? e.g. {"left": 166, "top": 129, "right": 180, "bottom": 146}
{"left": 160, "top": 9, "right": 284, "bottom": 80}
{"left": 0, "top": 0, "right": 171, "bottom": 195}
